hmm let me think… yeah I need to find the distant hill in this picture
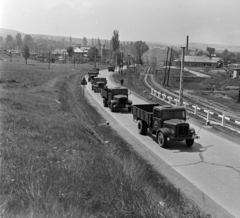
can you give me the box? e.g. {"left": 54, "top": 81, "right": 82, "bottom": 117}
{"left": 0, "top": 28, "right": 25, "bottom": 38}
{"left": 148, "top": 41, "right": 240, "bottom": 52}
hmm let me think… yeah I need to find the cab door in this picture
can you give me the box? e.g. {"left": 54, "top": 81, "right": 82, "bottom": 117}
{"left": 152, "top": 109, "right": 161, "bottom": 132}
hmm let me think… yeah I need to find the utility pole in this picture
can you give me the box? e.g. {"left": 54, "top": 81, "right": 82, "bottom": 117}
{"left": 128, "top": 54, "right": 130, "bottom": 85}
{"left": 163, "top": 47, "right": 169, "bottom": 85}
{"left": 179, "top": 47, "right": 185, "bottom": 106}
{"left": 94, "top": 48, "right": 96, "bottom": 67}
{"left": 10, "top": 52, "right": 12, "bottom": 62}
{"left": 166, "top": 48, "right": 172, "bottom": 86}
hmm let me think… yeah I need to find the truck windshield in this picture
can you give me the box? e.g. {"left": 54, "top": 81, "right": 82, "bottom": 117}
{"left": 111, "top": 89, "right": 128, "bottom": 95}
{"left": 162, "top": 110, "right": 185, "bottom": 119}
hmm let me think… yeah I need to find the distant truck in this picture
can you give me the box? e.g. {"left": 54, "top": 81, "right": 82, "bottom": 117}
{"left": 92, "top": 77, "right": 107, "bottom": 92}
{"left": 108, "top": 65, "right": 115, "bottom": 72}
{"left": 132, "top": 104, "right": 199, "bottom": 147}
{"left": 88, "top": 71, "right": 98, "bottom": 82}
{"left": 101, "top": 86, "right": 132, "bottom": 112}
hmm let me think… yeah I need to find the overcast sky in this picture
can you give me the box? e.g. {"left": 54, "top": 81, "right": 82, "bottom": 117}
{"left": 1, "top": 0, "right": 240, "bottom": 45}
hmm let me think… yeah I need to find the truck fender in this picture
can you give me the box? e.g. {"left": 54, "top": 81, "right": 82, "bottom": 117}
{"left": 156, "top": 128, "right": 171, "bottom": 137}
{"left": 110, "top": 100, "right": 117, "bottom": 105}
{"left": 128, "top": 100, "right": 133, "bottom": 105}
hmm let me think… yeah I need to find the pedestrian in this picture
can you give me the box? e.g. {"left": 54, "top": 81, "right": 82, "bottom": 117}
{"left": 120, "top": 78, "right": 124, "bottom": 86}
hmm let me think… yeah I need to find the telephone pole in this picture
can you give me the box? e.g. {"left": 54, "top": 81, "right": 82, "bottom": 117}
{"left": 166, "top": 48, "right": 172, "bottom": 86}
{"left": 163, "top": 47, "right": 169, "bottom": 85}
{"left": 179, "top": 47, "right": 185, "bottom": 106}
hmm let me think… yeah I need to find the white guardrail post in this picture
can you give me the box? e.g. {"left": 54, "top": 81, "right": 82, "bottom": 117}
{"left": 218, "top": 114, "right": 226, "bottom": 126}
{"left": 174, "top": 98, "right": 179, "bottom": 106}
{"left": 204, "top": 109, "right": 214, "bottom": 124}
{"left": 162, "top": 94, "right": 166, "bottom": 101}
{"left": 167, "top": 96, "right": 172, "bottom": 104}
{"left": 183, "top": 102, "right": 188, "bottom": 109}
{"left": 151, "top": 88, "right": 154, "bottom": 95}
{"left": 154, "top": 90, "right": 158, "bottom": 97}
{"left": 158, "top": 92, "right": 161, "bottom": 99}
{"left": 192, "top": 105, "right": 200, "bottom": 115}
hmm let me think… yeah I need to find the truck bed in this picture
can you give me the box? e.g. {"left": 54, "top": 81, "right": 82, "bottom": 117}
{"left": 132, "top": 104, "right": 159, "bottom": 123}
{"left": 101, "top": 89, "right": 108, "bottom": 98}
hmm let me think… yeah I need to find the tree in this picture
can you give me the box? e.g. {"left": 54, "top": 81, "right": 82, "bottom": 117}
{"left": 23, "top": 34, "right": 33, "bottom": 45}
{"left": 67, "top": 46, "right": 74, "bottom": 58}
{"left": 83, "top": 37, "right": 87, "bottom": 46}
{"left": 87, "top": 47, "right": 98, "bottom": 61}
{"left": 206, "top": 47, "right": 215, "bottom": 58}
{"left": 6, "top": 35, "right": 14, "bottom": 49}
{"left": 134, "top": 41, "right": 149, "bottom": 65}
{"left": 111, "top": 30, "right": 120, "bottom": 52}
{"left": 22, "top": 44, "right": 30, "bottom": 64}
{"left": 16, "top": 33, "right": 23, "bottom": 49}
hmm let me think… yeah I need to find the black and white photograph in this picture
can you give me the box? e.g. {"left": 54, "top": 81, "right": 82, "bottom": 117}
{"left": 0, "top": 0, "right": 240, "bottom": 217}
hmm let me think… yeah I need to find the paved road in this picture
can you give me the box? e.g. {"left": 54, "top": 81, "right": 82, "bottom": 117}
{"left": 86, "top": 69, "right": 240, "bottom": 218}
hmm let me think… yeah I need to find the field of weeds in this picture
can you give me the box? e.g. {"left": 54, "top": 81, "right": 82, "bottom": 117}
{"left": 0, "top": 56, "right": 209, "bottom": 217}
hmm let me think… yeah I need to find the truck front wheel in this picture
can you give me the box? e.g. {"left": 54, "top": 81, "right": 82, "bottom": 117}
{"left": 138, "top": 120, "right": 147, "bottom": 135}
{"left": 110, "top": 104, "right": 114, "bottom": 112}
{"left": 103, "top": 99, "right": 107, "bottom": 107}
{"left": 186, "top": 139, "right": 194, "bottom": 147}
{"left": 157, "top": 132, "right": 166, "bottom": 147}
{"left": 128, "top": 107, "right": 131, "bottom": 112}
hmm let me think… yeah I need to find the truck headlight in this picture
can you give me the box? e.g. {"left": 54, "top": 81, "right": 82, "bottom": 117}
{"left": 190, "top": 129, "right": 195, "bottom": 134}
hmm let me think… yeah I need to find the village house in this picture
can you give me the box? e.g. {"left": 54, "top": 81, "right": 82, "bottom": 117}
{"left": 174, "top": 55, "right": 222, "bottom": 68}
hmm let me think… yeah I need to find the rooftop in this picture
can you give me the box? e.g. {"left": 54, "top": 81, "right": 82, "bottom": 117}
{"left": 174, "top": 55, "right": 222, "bottom": 63}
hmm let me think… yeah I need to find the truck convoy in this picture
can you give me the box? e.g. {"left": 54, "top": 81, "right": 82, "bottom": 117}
{"left": 87, "top": 68, "right": 199, "bottom": 148}
{"left": 91, "top": 77, "right": 107, "bottom": 92}
{"left": 101, "top": 86, "right": 132, "bottom": 112}
{"left": 131, "top": 104, "right": 199, "bottom": 147}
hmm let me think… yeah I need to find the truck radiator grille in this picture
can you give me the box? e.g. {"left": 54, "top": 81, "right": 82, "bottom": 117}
{"left": 118, "top": 98, "right": 127, "bottom": 104}
{"left": 177, "top": 125, "right": 189, "bottom": 136}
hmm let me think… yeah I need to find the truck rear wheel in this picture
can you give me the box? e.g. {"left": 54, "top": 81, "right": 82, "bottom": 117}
{"left": 186, "top": 139, "right": 194, "bottom": 147}
{"left": 138, "top": 120, "right": 147, "bottom": 135}
{"left": 128, "top": 107, "right": 131, "bottom": 112}
{"left": 157, "top": 132, "right": 166, "bottom": 147}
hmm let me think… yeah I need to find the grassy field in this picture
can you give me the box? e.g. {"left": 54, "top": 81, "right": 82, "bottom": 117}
{"left": 0, "top": 56, "right": 210, "bottom": 217}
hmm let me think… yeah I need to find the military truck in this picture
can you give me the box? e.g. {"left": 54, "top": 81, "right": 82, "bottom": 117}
{"left": 108, "top": 65, "right": 115, "bottom": 72}
{"left": 132, "top": 104, "right": 199, "bottom": 147}
{"left": 92, "top": 77, "right": 107, "bottom": 92}
{"left": 101, "top": 86, "right": 132, "bottom": 112}
{"left": 88, "top": 71, "right": 98, "bottom": 82}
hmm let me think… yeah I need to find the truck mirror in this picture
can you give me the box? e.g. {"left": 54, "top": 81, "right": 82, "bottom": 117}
{"left": 128, "top": 92, "right": 131, "bottom": 95}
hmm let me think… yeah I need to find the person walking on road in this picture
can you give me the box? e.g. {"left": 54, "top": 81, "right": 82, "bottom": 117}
{"left": 120, "top": 78, "right": 124, "bottom": 86}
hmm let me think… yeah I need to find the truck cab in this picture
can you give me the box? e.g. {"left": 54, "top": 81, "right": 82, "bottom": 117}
{"left": 88, "top": 72, "right": 98, "bottom": 82}
{"left": 92, "top": 77, "right": 107, "bottom": 92}
{"left": 101, "top": 87, "right": 132, "bottom": 112}
{"left": 108, "top": 65, "right": 115, "bottom": 72}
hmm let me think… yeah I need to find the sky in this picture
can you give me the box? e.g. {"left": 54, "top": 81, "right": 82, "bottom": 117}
{"left": 1, "top": 0, "right": 240, "bottom": 46}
